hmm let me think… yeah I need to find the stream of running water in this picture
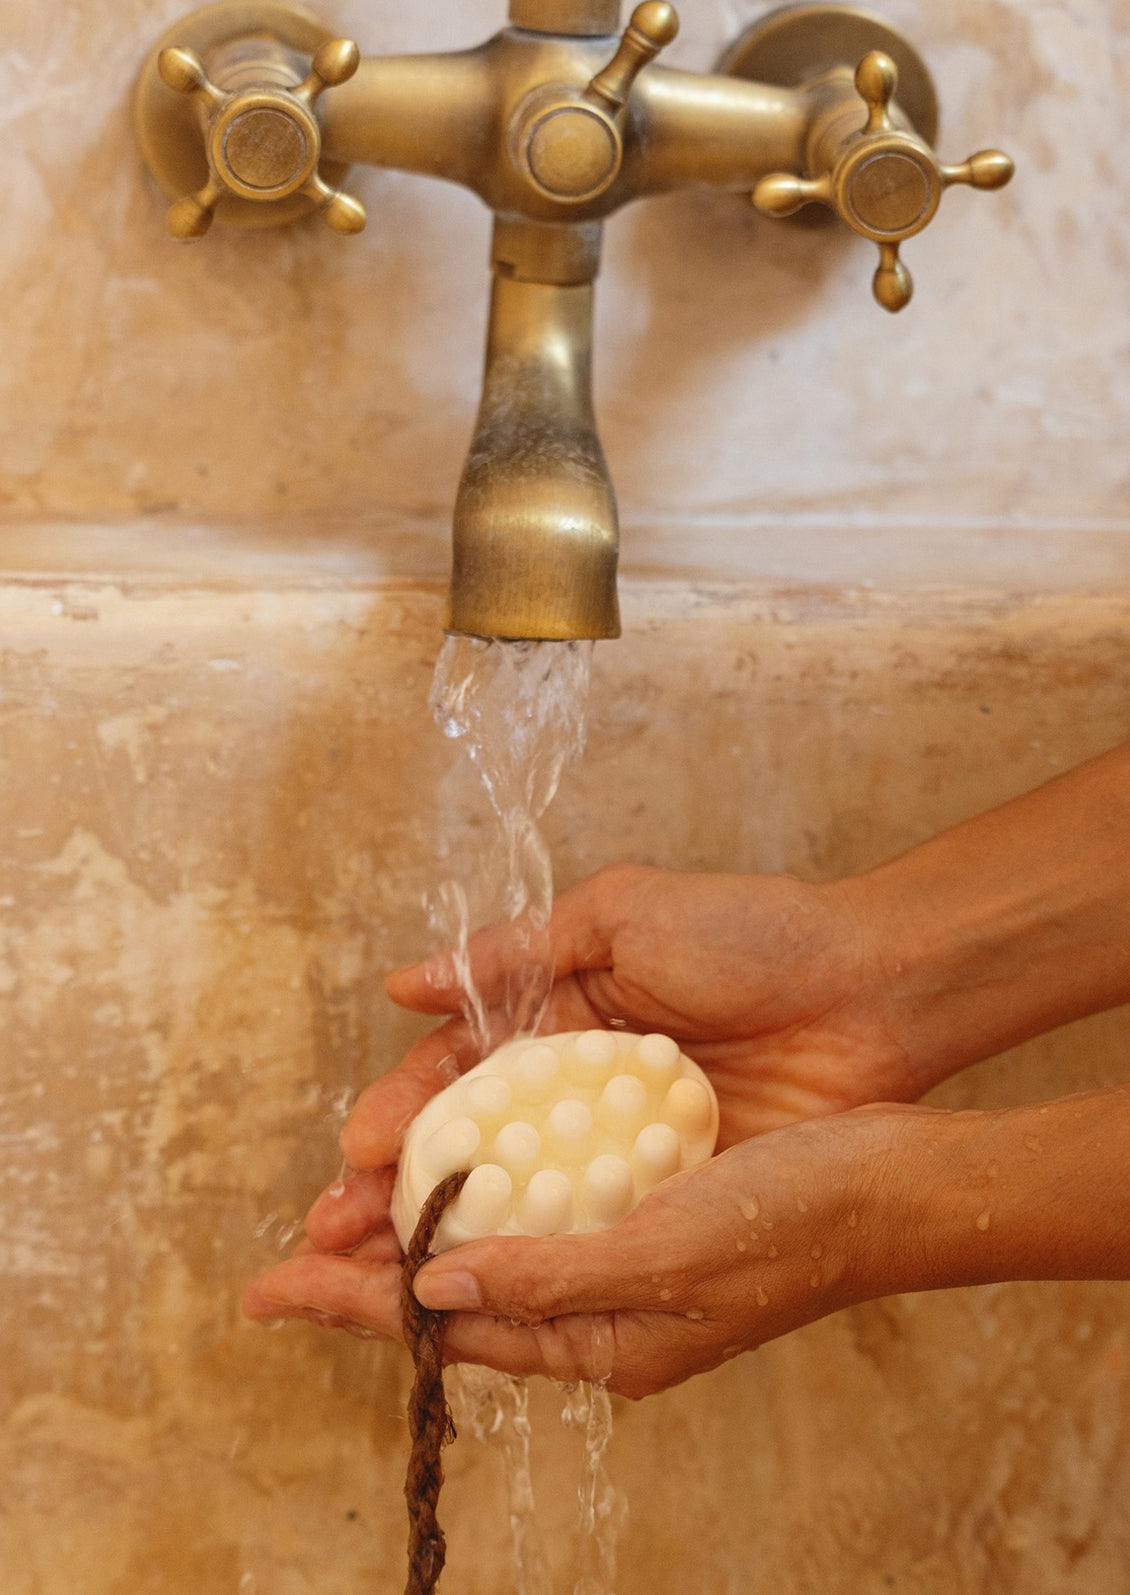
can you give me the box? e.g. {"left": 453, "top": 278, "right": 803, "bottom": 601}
{"left": 426, "top": 634, "right": 624, "bottom": 1595}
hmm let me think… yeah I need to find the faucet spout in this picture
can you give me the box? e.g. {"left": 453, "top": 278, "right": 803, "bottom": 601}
{"left": 446, "top": 226, "right": 620, "bottom": 642}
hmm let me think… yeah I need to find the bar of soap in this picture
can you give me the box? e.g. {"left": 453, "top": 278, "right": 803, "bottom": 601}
{"left": 391, "top": 1029, "right": 719, "bottom": 1252}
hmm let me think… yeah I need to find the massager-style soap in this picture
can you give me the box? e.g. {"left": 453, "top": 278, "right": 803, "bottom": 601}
{"left": 391, "top": 1030, "right": 719, "bottom": 1253}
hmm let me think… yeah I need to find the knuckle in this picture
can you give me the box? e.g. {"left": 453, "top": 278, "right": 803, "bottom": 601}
{"left": 591, "top": 861, "right": 653, "bottom": 899}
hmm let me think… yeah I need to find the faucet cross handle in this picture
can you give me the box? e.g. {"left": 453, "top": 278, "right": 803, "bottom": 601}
{"left": 753, "top": 51, "right": 1013, "bottom": 311}
{"left": 515, "top": 3, "right": 679, "bottom": 205}
{"left": 157, "top": 37, "right": 366, "bottom": 238}
{"left": 585, "top": 2, "right": 681, "bottom": 114}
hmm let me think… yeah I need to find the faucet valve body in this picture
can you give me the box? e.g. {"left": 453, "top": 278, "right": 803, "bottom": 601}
{"left": 512, "top": 2, "right": 680, "bottom": 204}
{"left": 136, "top": 1, "right": 1015, "bottom": 639}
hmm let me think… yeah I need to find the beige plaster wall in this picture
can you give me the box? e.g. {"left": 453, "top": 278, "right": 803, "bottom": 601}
{"left": 3, "top": 0, "right": 1130, "bottom": 1591}
{"left": 1, "top": 574, "right": 1129, "bottom": 1595}
{"left": 3, "top": 0, "right": 1128, "bottom": 545}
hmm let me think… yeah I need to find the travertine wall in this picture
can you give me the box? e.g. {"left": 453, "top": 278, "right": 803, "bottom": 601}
{"left": 3, "top": 0, "right": 1130, "bottom": 1591}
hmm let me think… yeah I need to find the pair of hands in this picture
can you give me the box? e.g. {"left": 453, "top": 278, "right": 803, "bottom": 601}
{"left": 244, "top": 864, "right": 943, "bottom": 1396}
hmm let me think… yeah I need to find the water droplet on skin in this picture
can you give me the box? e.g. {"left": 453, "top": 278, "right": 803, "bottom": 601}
{"left": 436, "top": 1052, "right": 461, "bottom": 1087}
{"left": 755, "top": 1288, "right": 769, "bottom": 1307}
{"left": 976, "top": 1210, "right": 992, "bottom": 1231}
{"left": 760, "top": 1217, "right": 774, "bottom": 1230}
{"left": 809, "top": 1272, "right": 821, "bottom": 1289}
{"left": 796, "top": 1197, "right": 808, "bottom": 1213}
{"left": 722, "top": 1345, "right": 742, "bottom": 1361}
{"left": 810, "top": 1244, "right": 823, "bottom": 1260}
{"left": 1024, "top": 1136, "right": 1043, "bottom": 1153}
{"left": 659, "top": 1288, "right": 673, "bottom": 1302}
{"left": 327, "top": 1180, "right": 346, "bottom": 1199}
{"left": 736, "top": 1240, "right": 747, "bottom": 1252}
{"left": 686, "top": 1308, "right": 704, "bottom": 1321}
{"left": 739, "top": 1196, "right": 760, "bottom": 1221}
{"left": 846, "top": 1211, "right": 859, "bottom": 1229}
{"left": 767, "top": 1244, "right": 778, "bottom": 1259}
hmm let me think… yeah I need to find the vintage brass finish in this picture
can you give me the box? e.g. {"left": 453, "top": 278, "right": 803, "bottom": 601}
{"left": 156, "top": 33, "right": 364, "bottom": 236}
{"left": 449, "top": 235, "right": 619, "bottom": 641}
{"left": 135, "top": 0, "right": 355, "bottom": 230}
{"left": 718, "top": 3, "right": 938, "bottom": 145}
{"left": 136, "top": 1, "right": 1014, "bottom": 638}
{"left": 509, "top": 0, "right": 622, "bottom": 34}
{"left": 513, "top": 3, "right": 679, "bottom": 203}
{"left": 753, "top": 51, "right": 1013, "bottom": 310}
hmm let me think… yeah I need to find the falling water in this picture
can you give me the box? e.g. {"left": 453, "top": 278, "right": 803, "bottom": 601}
{"left": 426, "top": 634, "right": 591, "bottom": 1048}
{"left": 426, "top": 634, "right": 623, "bottom": 1595}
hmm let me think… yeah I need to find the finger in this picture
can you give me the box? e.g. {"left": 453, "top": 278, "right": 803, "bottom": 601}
{"left": 338, "top": 1017, "right": 479, "bottom": 1169}
{"left": 241, "top": 1253, "right": 618, "bottom": 1382}
{"left": 444, "top": 1308, "right": 620, "bottom": 1385}
{"left": 242, "top": 1253, "right": 404, "bottom": 1338}
{"left": 385, "top": 866, "right": 652, "bottom": 1014}
{"left": 446, "top": 1307, "right": 722, "bottom": 1399}
{"left": 342, "top": 1226, "right": 405, "bottom": 1265}
{"left": 412, "top": 1215, "right": 690, "bottom": 1323}
{"left": 304, "top": 1166, "right": 396, "bottom": 1253}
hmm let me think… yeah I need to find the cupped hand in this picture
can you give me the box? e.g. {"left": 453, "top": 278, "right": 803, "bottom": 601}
{"left": 304, "top": 865, "right": 915, "bottom": 1257}
{"left": 244, "top": 1104, "right": 931, "bottom": 1398}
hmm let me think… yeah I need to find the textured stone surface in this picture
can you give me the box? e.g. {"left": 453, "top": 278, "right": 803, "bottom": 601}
{"left": 1, "top": 0, "right": 1128, "bottom": 546}
{"left": 2, "top": 0, "right": 1130, "bottom": 1589}
{"left": 0, "top": 568, "right": 1128, "bottom": 1592}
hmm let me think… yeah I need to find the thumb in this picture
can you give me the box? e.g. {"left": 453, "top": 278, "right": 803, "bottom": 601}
{"left": 412, "top": 1221, "right": 683, "bottom": 1322}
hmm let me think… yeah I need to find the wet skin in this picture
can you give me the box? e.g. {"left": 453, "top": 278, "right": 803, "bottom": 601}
{"left": 245, "top": 744, "right": 1130, "bottom": 1397}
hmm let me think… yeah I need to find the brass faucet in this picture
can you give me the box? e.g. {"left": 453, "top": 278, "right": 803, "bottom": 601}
{"left": 135, "top": 0, "right": 1013, "bottom": 641}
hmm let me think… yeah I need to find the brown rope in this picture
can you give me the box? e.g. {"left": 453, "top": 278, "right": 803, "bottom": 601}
{"left": 400, "top": 1169, "right": 471, "bottom": 1595}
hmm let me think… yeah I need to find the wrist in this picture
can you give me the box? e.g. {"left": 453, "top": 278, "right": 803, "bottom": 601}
{"left": 833, "top": 746, "right": 1130, "bottom": 1090}
{"left": 850, "top": 1090, "right": 1130, "bottom": 1303}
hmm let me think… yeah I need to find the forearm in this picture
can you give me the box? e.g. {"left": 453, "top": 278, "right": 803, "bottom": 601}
{"left": 839, "top": 742, "right": 1130, "bottom": 1090}
{"left": 863, "top": 1088, "right": 1130, "bottom": 1300}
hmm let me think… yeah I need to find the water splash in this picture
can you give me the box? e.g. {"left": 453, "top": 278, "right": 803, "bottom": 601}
{"left": 427, "top": 636, "right": 623, "bottom": 1594}
{"left": 562, "top": 1377, "right": 625, "bottom": 1595}
{"left": 426, "top": 634, "right": 592, "bottom": 1051}
{"left": 453, "top": 1365, "right": 553, "bottom": 1595}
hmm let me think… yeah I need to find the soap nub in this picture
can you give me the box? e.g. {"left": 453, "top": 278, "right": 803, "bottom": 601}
{"left": 464, "top": 1075, "right": 512, "bottom": 1126}
{"left": 565, "top": 1028, "right": 619, "bottom": 1086}
{"left": 422, "top": 1116, "right": 481, "bottom": 1182}
{"left": 597, "top": 1073, "right": 649, "bottom": 1137}
{"left": 544, "top": 1097, "right": 594, "bottom": 1160}
{"left": 511, "top": 1043, "right": 559, "bottom": 1103}
{"left": 390, "top": 1029, "right": 719, "bottom": 1252}
{"left": 492, "top": 1120, "right": 542, "bottom": 1180}
{"left": 454, "top": 1163, "right": 513, "bottom": 1235}
{"left": 631, "top": 1121, "right": 681, "bottom": 1185}
{"left": 662, "top": 1077, "right": 714, "bottom": 1135}
{"left": 518, "top": 1168, "right": 574, "bottom": 1236}
{"left": 583, "top": 1153, "right": 634, "bottom": 1225}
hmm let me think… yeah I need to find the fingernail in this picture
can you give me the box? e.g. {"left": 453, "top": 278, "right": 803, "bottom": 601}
{"left": 414, "top": 1268, "right": 482, "bottom": 1311}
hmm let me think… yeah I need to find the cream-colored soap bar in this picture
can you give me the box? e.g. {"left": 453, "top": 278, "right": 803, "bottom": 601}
{"left": 391, "top": 1030, "right": 719, "bottom": 1253}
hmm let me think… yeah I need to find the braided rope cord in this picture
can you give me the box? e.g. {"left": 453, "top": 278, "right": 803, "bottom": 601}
{"left": 400, "top": 1169, "right": 471, "bottom": 1595}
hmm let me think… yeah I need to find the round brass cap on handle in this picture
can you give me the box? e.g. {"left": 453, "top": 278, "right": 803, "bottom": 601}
{"left": 137, "top": 4, "right": 365, "bottom": 236}
{"left": 157, "top": 36, "right": 365, "bottom": 237}
{"left": 513, "top": 2, "right": 679, "bottom": 205}
{"left": 753, "top": 50, "right": 1013, "bottom": 310}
